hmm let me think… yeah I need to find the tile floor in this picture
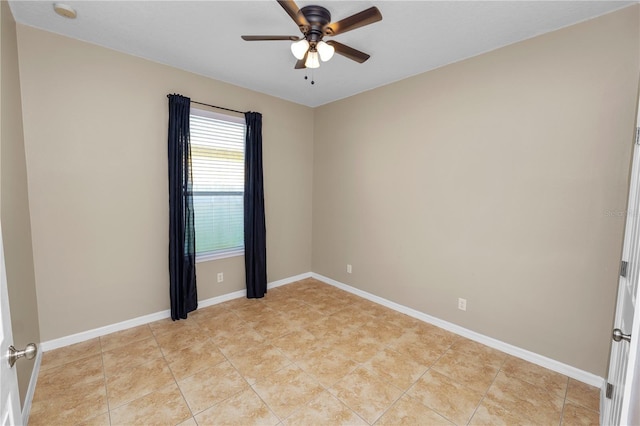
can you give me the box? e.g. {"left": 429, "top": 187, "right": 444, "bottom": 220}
{"left": 29, "top": 278, "right": 601, "bottom": 425}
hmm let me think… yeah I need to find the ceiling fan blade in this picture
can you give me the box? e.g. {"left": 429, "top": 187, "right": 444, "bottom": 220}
{"left": 294, "top": 50, "right": 308, "bottom": 69}
{"left": 277, "top": 0, "right": 309, "bottom": 31}
{"left": 323, "top": 6, "right": 382, "bottom": 36}
{"left": 241, "top": 35, "right": 300, "bottom": 41}
{"left": 326, "top": 40, "right": 370, "bottom": 63}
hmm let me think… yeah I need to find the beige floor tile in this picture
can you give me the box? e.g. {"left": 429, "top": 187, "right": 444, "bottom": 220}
{"left": 329, "top": 307, "right": 376, "bottom": 328}
{"left": 271, "top": 328, "right": 323, "bottom": 362}
{"left": 376, "top": 394, "right": 453, "bottom": 425}
{"left": 296, "top": 345, "right": 359, "bottom": 388}
{"left": 154, "top": 325, "right": 211, "bottom": 354}
{"left": 351, "top": 299, "right": 393, "bottom": 318}
{"left": 260, "top": 285, "right": 297, "bottom": 300}
{"left": 431, "top": 348, "right": 500, "bottom": 393}
{"left": 340, "top": 292, "right": 370, "bottom": 305}
{"left": 234, "top": 304, "right": 281, "bottom": 325}
{"left": 195, "top": 388, "right": 280, "bottom": 425}
{"left": 165, "top": 339, "right": 226, "bottom": 381}
{"left": 148, "top": 316, "right": 200, "bottom": 337}
{"left": 177, "top": 417, "right": 198, "bottom": 426}
{"left": 307, "top": 294, "right": 351, "bottom": 315}
{"left": 566, "top": 378, "right": 600, "bottom": 412}
{"left": 330, "top": 366, "right": 404, "bottom": 424}
{"left": 412, "top": 323, "right": 460, "bottom": 346}
{"left": 264, "top": 296, "right": 308, "bottom": 313}
{"left": 77, "top": 412, "right": 111, "bottom": 426}
{"left": 178, "top": 360, "right": 248, "bottom": 414}
{"left": 188, "top": 303, "right": 234, "bottom": 323}
{"left": 227, "top": 343, "right": 292, "bottom": 384}
{"left": 388, "top": 330, "right": 451, "bottom": 366}
{"left": 501, "top": 356, "right": 568, "bottom": 398}
{"left": 561, "top": 401, "right": 600, "bottom": 426}
{"left": 212, "top": 323, "right": 266, "bottom": 357}
{"left": 363, "top": 347, "right": 428, "bottom": 391}
{"left": 484, "top": 371, "right": 564, "bottom": 424}
{"left": 252, "top": 312, "right": 302, "bottom": 340}
{"left": 253, "top": 364, "right": 324, "bottom": 419}
{"left": 102, "top": 337, "right": 162, "bottom": 377}
{"left": 303, "top": 315, "right": 357, "bottom": 341}
{"left": 100, "top": 324, "right": 154, "bottom": 352}
{"left": 450, "top": 337, "right": 508, "bottom": 369}
{"left": 360, "top": 320, "right": 404, "bottom": 345}
{"left": 284, "top": 390, "right": 367, "bottom": 426}
{"left": 197, "top": 310, "right": 246, "bottom": 338}
{"left": 373, "top": 309, "right": 420, "bottom": 329}
{"left": 407, "top": 369, "right": 483, "bottom": 425}
{"left": 109, "top": 383, "right": 191, "bottom": 426}
{"left": 106, "top": 357, "right": 175, "bottom": 408}
{"left": 29, "top": 378, "right": 107, "bottom": 426}
{"left": 284, "top": 305, "right": 325, "bottom": 327}
{"left": 220, "top": 296, "right": 265, "bottom": 311}
{"left": 40, "top": 338, "right": 101, "bottom": 370}
{"left": 34, "top": 354, "right": 104, "bottom": 399}
{"left": 469, "top": 397, "right": 528, "bottom": 425}
{"left": 332, "top": 327, "right": 385, "bottom": 363}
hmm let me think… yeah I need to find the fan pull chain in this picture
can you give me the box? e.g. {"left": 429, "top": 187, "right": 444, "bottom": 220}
{"left": 303, "top": 69, "right": 316, "bottom": 85}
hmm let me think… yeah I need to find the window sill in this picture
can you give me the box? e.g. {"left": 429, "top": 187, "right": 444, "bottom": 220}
{"left": 196, "top": 248, "right": 244, "bottom": 263}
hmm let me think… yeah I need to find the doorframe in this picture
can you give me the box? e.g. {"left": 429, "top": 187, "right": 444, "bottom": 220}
{"left": 619, "top": 128, "right": 640, "bottom": 425}
{"left": 0, "top": 224, "right": 21, "bottom": 425}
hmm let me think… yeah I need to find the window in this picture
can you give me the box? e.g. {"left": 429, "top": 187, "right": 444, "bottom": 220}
{"left": 190, "top": 108, "right": 245, "bottom": 261}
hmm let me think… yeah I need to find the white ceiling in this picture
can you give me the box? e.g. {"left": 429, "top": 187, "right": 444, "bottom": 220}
{"left": 9, "top": 0, "right": 636, "bottom": 107}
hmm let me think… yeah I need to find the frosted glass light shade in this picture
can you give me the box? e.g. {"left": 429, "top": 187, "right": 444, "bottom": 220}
{"left": 305, "top": 50, "right": 320, "bottom": 68}
{"left": 290, "top": 39, "right": 309, "bottom": 60}
{"left": 317, "top": 41, "right": 335, "bottom": 62}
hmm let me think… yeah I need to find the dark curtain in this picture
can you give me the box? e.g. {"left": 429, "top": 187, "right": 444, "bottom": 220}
{"left": 168, "top": 94, "right": 198, "bottom": 319}
{"left": 244, "top": 112, "right": 267, "bottom": 298}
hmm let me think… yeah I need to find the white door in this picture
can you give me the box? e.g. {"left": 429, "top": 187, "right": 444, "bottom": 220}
{"left": 602, "top": 123, "right": 640, "bottom": 425}
{"left": 0, "top": 224, "right": 21, "bottom": 425}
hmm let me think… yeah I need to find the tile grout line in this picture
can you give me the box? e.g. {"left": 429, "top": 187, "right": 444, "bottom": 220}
{"left": 464, "top": 353, "right": 509, "bottom": 425}
{"left": 194, "top": 306, "right": 283, "bottom": 423}
{"left": 155, "top": 326, "right": 197, "bottom": 425}
{"left": 98, "top": 336, "right": 113, "bottom": 426}
{"left": 559, "top": 376, "right": 571, "bottom": 426}
{"left": 382, "top": 337, "right": 461, "bottom": 425}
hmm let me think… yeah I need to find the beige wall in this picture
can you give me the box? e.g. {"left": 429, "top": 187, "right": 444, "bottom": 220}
{"left": 16, "top": 26, "right": 314, "bottom": 341}
{"left": 0, "top": 1, "right": 41, "bottom": 406}
{"left": 313, "top": 6, "right": 640, "bottom": 376}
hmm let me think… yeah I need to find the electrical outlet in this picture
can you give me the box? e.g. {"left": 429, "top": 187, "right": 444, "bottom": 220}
{"left": 458, "top": 298, "right": 467, "bottom": 311}
{"left": 217, "top": 272, "right": 224, "bottom": 283}
{"left": 347, "top": 264, "right": 352, "bottom": 274}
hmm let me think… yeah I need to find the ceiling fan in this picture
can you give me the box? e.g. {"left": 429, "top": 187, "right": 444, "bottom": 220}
{"left": 241, "top": 0, "right": 382, "bottom": 69}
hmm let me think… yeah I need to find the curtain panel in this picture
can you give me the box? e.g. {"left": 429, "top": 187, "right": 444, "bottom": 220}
{"left": 167, "top": 94, "right": 198, "bottom": 319}
{"left": 244, "top": 112, "right": 267, "bottom": 298}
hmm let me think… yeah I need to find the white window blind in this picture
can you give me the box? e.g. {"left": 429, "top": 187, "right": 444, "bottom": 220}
{"left": 190, "top": 108, "right": 245, "bottom": 261}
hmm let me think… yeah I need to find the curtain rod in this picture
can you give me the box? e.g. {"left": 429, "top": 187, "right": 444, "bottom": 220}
{"left": 166, "top": 94, "right": 247, "bottom": 115}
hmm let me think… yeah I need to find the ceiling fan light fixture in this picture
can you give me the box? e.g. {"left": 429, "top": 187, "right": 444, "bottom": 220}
{"left": 317, "top": 41, "right": 335, "bottom": 62}
{"left": 290, "top": 39, "right": 309, "bottom": 60}
{"left": 305, "top": 50, "right": 320, "bottom": 68}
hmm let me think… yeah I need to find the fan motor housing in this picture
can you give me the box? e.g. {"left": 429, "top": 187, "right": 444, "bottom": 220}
{"left": 300, "top": 5, "right": 330, "bottom": 42}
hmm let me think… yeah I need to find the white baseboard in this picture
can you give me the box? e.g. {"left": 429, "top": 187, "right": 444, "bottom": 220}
{"left": 40, "top": 308, "right": 172, "bottom": 352}
{"left": 40, "top": 272, "right": 311, "bottom": 352}
{"left": 38, "top": 270, "right": 603, "bottom": 388}
{"left": 311, "top": 272, "right": 604, "bottom": 388}
{"left": 22, "top": 347, "right": 42, "bottom": 426}
{"left": 268, "top": 272, "right": 313, "bottom": 289}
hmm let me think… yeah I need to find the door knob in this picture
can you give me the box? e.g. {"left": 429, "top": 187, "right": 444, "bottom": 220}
{"left": 7, "top": 343, "right": 37, "bottom": 368}
{"left": 612, "top": 328, "right": 632, "bottom": 343}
